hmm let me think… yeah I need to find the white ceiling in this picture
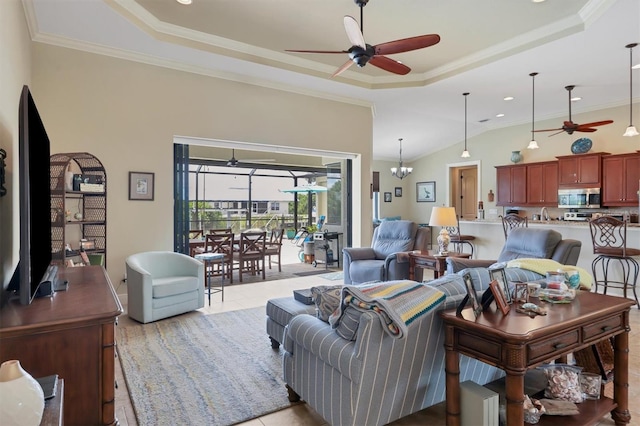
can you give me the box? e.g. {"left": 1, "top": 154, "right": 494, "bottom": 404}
{"left": 24, "top": 0, "right": 640, "bottom": 161}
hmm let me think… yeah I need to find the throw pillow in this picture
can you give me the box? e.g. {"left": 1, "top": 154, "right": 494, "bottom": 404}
{"left": 310, "top": 285, "right": 343, "bottom": 322}
{"left": 332, "top": 305, "right": 360, "bottom": 340}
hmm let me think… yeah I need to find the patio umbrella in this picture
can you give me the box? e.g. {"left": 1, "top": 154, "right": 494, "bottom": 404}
{"left": 280, "top": 184, "right": 327, "bottom": 228}
{"left": 280, "top": 184, "right": 327, "bottom": 193}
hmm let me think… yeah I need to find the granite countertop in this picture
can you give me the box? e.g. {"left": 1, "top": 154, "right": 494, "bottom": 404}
{"left": 465, "top": 219, "right": 640, "bottom": 228}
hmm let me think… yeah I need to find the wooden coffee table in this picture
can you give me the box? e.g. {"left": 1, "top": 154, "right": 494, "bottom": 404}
{"left": 440, "top": 291, "right": 634, "bottom": 425}
{"left": 408, "top": 250, "right": 471, "bottom": 280}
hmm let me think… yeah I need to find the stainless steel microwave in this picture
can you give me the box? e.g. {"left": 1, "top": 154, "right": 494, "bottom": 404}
{"left": 558, "top": 188, "right": 601, "bottom": 209}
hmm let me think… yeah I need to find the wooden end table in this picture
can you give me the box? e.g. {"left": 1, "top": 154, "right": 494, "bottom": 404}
{"left": 408, "top": 250, "right": 472, "bottom": 280}
{"left": 440, "top": 291, "right": 634, "bottom": 426}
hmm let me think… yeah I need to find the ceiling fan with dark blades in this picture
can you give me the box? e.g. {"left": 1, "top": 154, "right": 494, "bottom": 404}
{"left": 226, "top": 149, "right": 275, "bottom": 167}
{"left": 534, "top": 85, "right": 613, "bottom": 136}
{"left": 285, "top": 0, "right": 440, "bottom": 78}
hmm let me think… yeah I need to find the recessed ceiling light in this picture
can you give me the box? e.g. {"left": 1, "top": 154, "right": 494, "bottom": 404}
{"left": 503, "top": 96, "right": 514, "bottom": 101}
{"left": 532, "top": 0, "right": 546, "bottom": 3}
{"left": 571, "top": 96, "right": 582, "bottom": 102}
{"left": 633, "top": 63, "right": 640, "bottom": 69}
{"left": 176, "top": 0, "right": 192, "bottom": 4}
{"left": 496, "top": 113, "right": 505, "bottom": 118}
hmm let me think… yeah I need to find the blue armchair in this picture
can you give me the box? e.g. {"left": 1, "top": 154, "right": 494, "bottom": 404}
{"left": 342, "top": 220, "right": 431, "bottom": 284}
{"left": 125, "top": 251, "right": 204, "bottom": 323}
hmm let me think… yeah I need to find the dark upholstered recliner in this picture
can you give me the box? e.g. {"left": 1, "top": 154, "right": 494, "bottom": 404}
{"left": 343, "top": 220, "right": 431, "bottom": 284}
{"left": 446, "top": 227, "right": 582, "bottom": 274}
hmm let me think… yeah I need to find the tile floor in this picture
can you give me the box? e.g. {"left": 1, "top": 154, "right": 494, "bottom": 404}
{"left": 113, "top": 263, "right": 640, "bottom": 426}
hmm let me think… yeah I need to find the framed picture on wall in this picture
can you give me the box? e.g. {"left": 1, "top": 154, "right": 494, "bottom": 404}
{"left": 416, "top": 181, "right": 436, "bottom": 202}
{"left": 384, "top": 192, "right": 392, "bottom": 202}
{"left": 395, "top": 187, "right": 402, "bottom": 197}
{"left": 129, "top": 171, "right": 155, "bottom": 201}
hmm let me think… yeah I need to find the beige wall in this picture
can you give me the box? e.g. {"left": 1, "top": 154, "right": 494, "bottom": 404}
{"left": 401, "top": 103, "right": 640, "bottom": 224}
{"left": 29, "top": 43, "right": 373, "bottom": 285}
{"left": 0, "top": 0, "right": 32, "bottom": 287}
{"left": 373, "top": 159, "right": 415, "bottom": 221}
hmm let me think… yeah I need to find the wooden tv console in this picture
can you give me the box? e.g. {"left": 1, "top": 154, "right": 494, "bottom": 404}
{"left": 0, "top": 266, "right": 123, "bottom": 425}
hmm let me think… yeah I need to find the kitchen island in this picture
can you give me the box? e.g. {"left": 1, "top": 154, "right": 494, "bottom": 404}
{"left": 457, "top": 219, "right": 639, "bottom": 298}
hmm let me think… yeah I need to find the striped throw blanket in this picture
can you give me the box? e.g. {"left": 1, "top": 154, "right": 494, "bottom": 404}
{"left": 330, "top": 280, "right": 445, "bottom": 339}
{"left": 506, "top": 258, "right": 593, "bottom": 290}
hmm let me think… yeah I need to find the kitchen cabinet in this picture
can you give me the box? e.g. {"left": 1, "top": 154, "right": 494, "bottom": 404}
{"left": 496, "top": 164, "right": 527, "bottom": 206}
{"left": 526, "top": 161, "right": 559, "bottom": 206}
{"left": 556, "top": 152, "right": 609, "bottom": 187}
{"left": 602, "top": 151, "right": 640, "bottom": 207}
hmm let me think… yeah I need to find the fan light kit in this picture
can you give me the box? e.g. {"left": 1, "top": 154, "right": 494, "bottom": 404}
{"left": 285, "top": 0, "right": 440, "bottom": 78}
{"left": 391, "top": 138, "right": 412, "bottom": 180}
{"left": 461, "top": 93, "right": 470, "bottom": 158}
{"left": 527, "top": 72, "right": 539, "bottom": 150}
{"left": 623, "top": 43, "right": 639, "bottom": 137}
{"left": 534, "top": 85, "right": 613, "bottom": 137}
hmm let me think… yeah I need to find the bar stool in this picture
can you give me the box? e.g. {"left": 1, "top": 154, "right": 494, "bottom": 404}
{"left": 589, "top": 216, "right": 640, "bottom": 308}
{"left": 445, "top": 217, "right": 475, "bottom": 258}
{"left": 500, "top": 213, "right": 528, "bottom": 240}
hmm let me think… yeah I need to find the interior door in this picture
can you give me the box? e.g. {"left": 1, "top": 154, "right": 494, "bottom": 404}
{"left": 456, "top": 166, "right": 477, "bottom": 220}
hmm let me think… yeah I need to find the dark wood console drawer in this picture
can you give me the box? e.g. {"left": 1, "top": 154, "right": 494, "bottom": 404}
{"left": 582, "top": 315, "right": 624, "bottom": 343}
{"left": 415, "top": 258, "right": 437, "bottom": 268}
{"left": 529, "top": 329, "right": 580, "bottom": 363}
{"left": 456, "top": 332, "right": 502, "bottom": 365}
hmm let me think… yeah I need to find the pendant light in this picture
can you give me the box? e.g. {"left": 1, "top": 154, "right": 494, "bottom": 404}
{"left": 461, "top": 92, "right": 470, "bottom": 158}
{"left": 391, "top": 138, "right": 412, "bottom": 179}
{"left": 527, "top": 72, "right": 540, "bottom": 149}
{"left": 623, "top": 43, "right": 639, "bottom": 137}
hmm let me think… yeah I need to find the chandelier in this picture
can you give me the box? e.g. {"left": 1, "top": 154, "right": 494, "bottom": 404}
{"left": 391, "top": 138, "right": 412, "bottom": 180}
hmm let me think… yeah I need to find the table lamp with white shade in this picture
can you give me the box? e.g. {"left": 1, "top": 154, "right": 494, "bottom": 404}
{"left": 429, "top": 207, "right": 458, "bottom": 255}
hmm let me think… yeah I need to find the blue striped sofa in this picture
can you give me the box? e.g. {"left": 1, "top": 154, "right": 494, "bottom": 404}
{"left": 282, "top": 267, "right": 544, "bottom": 426}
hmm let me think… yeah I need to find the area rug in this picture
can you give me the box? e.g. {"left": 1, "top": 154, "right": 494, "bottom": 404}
{"left": 293, "top": 269, "right": 337, "bottom": 277}
{"left": 117, "top": 307, "right": 294, "bottom": 426}
{"left": 320, "top": 271, "right": 344, "bottom": 281}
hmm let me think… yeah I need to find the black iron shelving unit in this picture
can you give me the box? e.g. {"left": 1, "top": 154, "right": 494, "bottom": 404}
{"left": 50, "top": 152, "right": 107, "bottom": 267}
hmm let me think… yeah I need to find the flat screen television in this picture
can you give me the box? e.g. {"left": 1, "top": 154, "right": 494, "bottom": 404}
{"left": 6, "top": 85, "right": 58, "bottom": 305}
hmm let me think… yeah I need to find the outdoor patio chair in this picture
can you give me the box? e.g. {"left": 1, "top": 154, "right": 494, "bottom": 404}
{"left": 204, "top": 232, "right": 235, "bottom": 284}
{"left": 265, "top": 228, "right": 284, "bottom": 272}
{"left": 233, "top": 231, "right": 267, "bottom": 282}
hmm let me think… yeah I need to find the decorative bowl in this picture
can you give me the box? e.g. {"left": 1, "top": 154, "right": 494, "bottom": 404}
{"left": 539, "top": 288, "right": 576, "bottom": 303}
